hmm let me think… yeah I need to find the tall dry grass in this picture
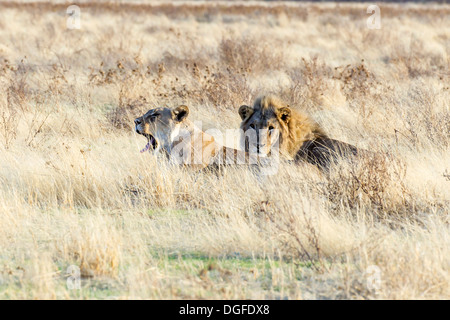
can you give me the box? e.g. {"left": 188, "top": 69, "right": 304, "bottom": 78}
{"left": 0, "top": 1, "right": 449, "bottom": 299}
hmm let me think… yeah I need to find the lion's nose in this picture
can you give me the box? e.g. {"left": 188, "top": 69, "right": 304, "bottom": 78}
{"left": 134, "top": 118, "right": 141, "bottom": 125}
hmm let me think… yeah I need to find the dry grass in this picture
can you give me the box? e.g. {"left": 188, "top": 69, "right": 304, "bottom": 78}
{"left": 0, "top": 1, "right": 449, "bottom": 299}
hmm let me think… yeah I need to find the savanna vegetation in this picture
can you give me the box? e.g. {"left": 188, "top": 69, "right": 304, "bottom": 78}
{"left": 0, "top": 1, "right": 449, "bottom": 299}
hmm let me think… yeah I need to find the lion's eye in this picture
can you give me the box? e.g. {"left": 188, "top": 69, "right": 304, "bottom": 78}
{"left": 249, "top": 124, "right": 256, "bottom": 129}
{"left": 268, "top": 125, "right": 275, "bottom": 131}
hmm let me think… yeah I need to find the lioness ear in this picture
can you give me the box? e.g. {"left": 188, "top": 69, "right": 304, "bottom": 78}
{"left": 277, "top": 106, "right": 291, "bottom": 123}
{"left": 173, "top": 105, "right": 189, "bottom": 122}
{"left": 238, "top": 105, "right": 254, "bottom": 120}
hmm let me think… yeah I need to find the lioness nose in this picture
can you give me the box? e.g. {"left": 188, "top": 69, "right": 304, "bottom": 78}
{"left": 134, "top": 118, "right": 141, "bottom": 125}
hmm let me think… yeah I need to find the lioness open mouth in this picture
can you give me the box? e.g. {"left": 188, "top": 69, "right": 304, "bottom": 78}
{"left": 140, "top": 134, "right": 158, "bottom": 153}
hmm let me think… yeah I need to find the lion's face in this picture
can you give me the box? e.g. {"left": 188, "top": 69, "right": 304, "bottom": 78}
{"left": 238, "top": 97, "right": 291, "bottom": 156}
{"left": 134, "top": 105, "right": 189, "bottom": 153}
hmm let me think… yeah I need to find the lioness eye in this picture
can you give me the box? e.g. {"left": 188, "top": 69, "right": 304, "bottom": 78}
{"left": 249, "top": 124, "right": 256, "bottom": 129}
{"left": 269, "top": 125, "right": 274, "bottom": 131}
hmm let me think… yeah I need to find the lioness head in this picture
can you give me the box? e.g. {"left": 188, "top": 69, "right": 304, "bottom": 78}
{"left": 239, "top": 95, "right": 290, "bottom": 156}
{"left": 134, "top": 105, "right": 189, "bottom": 153}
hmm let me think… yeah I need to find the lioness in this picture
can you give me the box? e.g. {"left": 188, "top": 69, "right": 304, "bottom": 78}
{"left": 135, "top": 105, "right": 255, "bottom": 169}
{"left": 238, "top": 95, "right": 360, "bottom": 170}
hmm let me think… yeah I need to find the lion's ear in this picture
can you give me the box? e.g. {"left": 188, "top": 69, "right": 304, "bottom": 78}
{"left": 173, "top": 105, "right": 189, "bottom": 122}
{"left": 238, "top": 105, "right": 254, "bottom": 121}
{"left": 277, "top": 106, "right": 291, "bottom": 123}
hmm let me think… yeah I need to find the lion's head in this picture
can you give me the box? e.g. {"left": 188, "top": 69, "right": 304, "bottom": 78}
{"left": 134, "top": 105, "right": 189, "bottom": 153}
{"left": 238, "top": 95, "right": 326, "bottom": 158}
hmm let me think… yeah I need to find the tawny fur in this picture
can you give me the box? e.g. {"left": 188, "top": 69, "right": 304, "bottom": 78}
{"left": 135, "top": 106, "right": 252, "bottom": 170}
{"left": 239, "top": 95, "right": 359, "bottom": 169}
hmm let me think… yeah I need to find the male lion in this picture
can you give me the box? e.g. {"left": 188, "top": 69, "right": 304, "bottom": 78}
{"left": 135, "top": 105, "right": 255, "bottom": 169}
{"left": 238, "top": 95, "right": 360, "bottom": 170}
